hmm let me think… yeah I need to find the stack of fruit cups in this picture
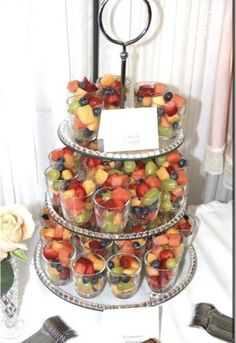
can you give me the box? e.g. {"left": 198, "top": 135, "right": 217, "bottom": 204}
{"left": 81, "top": 236, "right": 113, "bottom": 259}
{"left": 45, "top": 165, "right": 79, "bottom": 207}
{"left": 67, "top": 92, "right": 103, "bottom": 142}
{"left": 60, "top": 177, "right": 96, "bottom": 227}
{"left": 107, "top": 253, "right": 142, "bottom": 299}
{"left": 72, "top": 252, "right": 106, "bottom": 298}
{"left": 48, "top": 147, "right": 81, "bottom": 170}
{"left": 97, "top": 74, "right": 130, "bottom": 109}
{"left": 93, "top": 186, "right": 131, "bottom": 233}
{"left": 145, "top": 230, "right": 185, "bottom": 293}
{"left": 41, "top": 226, "right": 75, "bottom": 286}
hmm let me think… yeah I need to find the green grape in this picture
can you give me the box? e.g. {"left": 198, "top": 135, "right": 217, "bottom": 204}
{"left": 158, "top": 126, "right": 174, "bottom": 137}
{"left": 161, "top": 179, "right": 178, "bottom": 191}
{"left": 161, "top": 191, "right": 171, "bottom": 202}
{"left": 160, "top": 200, "right": 172, "bottom": 212}
{"left": 143, "top": 188, "right": 160, "bottom": 206}
{"left": 47, "top": 168, "right": 60, "bottom": 180}
{"left": 108, "top": 169, "right": 123, "bottom": 175}
{"left": 102, "top": 192, "right": 112, "bottom": 201}
{"left": 112, "top": 266, "right": 124, "bottom": 275}
{"left": 123, "top": 160, "right": 136, "bottom": 174}
{"left": 166, "top": 257, "right": 177, "bottom": 268}
{"left": 155, "top": 155, "right": 167, "bottom": 166}
{"left": 145, "top": 160, "right": 157, "bottom": 176}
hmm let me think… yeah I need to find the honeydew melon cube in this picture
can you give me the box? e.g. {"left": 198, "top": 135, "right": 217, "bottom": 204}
{"left": 87, "top": 116, "right": 99, "bottom": 131}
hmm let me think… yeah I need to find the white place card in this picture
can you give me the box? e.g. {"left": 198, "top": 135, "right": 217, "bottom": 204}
{"left": 97, "top": 107, "right": 159, "bottom": 152}
{"left": 99, "top": 307, "right": 160, "bottom": 343}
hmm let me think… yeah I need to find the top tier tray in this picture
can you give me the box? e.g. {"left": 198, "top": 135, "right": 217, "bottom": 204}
{"left": 58, "top": 119, "right": 185, "bottom": 161}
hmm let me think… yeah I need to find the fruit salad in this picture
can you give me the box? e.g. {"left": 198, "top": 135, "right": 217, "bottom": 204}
{"left": 67, "top": 93, "right": 103, "bottom": 142}
{"left": 42, "top": 239, "right": 75, "bottom": 285}
{"left": 98, "top": 74, "right": 130, "bottom": 109}
{"left": 144, "top": 246, "right": 180, "bottom": 293}
{"left": 93, "top": 186, "right": 131, "bottom": 233}
{"left": 45, "top": 165, "right": 79, "bottom": 207}
{"left": 107, "top": 253, "right": 142, "bottom": 299}
{"left": 72, "top": 252, "right": 106, "bottom": 298}
{"left": 154, "top": 90, "right": 186, "bottom": 139}
{"left": 67, "top": 76, "right": 98, "bottom": 94}
{"left": 40, "top": 224, "right": 71, "bottom": 242}
{"left": 152, "top": 230, "right": 185, "bottom": 263}
{"left": 48, "top": 147, "right": 81, "bottom": 169}
{"left": 60, "top": 178, "right": 96, "bottom": 226}
{"left": 81, "top": 237, "right": 113, "bottom": 259}
{"left": 134, "top": 81, "right": 167, "bottom": 107}
{"left": 83, "top": 157, "right": 128, "bottom": 189}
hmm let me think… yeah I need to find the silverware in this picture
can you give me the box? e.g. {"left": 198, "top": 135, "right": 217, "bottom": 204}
{"left": 21, "top": 316, "right": 78, "bottom": 343}
{"left": 190, "top": 303, "right": 233, "bottom": 342}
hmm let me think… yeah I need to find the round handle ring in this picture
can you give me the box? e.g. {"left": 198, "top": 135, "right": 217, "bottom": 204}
{"left": 98, "top": 0, "right": 152, "bottom": 47}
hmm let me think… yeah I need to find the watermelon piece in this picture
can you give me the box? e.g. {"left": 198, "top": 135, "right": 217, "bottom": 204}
{"left": 154, "top": 234, "right": 169, "bottom": 246}
{"left": 145, "top": 176, "right": 161, "bottom": 189}
{"left": 176, "top": 170, "right": 188, "bottom": 185}
{"left": 168, "top": 233, "right": 181, "bottom": 247}
{"left": 166, "top": 150, "right": 182, "bottom": 164}
{"left": 112, "top": 187, "right": 130, "bottom": 203}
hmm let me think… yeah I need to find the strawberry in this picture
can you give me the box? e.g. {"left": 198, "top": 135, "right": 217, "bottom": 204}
{"left": 87, "top": 95, "right": 102, "bottom": 107}
{"left": 132, "top": 225, "right": 144, "bottom": 233}
{"left": 88, "top": 240, "right": 101, "bottom": 250}
{"left": 163, "top": 101, "right": 178, "bottom": 116}
{"left": 159, "top": 249, "right": 174, "bottom": 260}
{"left": 148, "top": 276, "right": 161, "bottom": 290}
{"left": 136, "top": 182, "right": 150, "bottom": 197}
{"left": 105, "top": 94, "right": 120, "bottom": 105}
{"left": 43, "top": 245, "right": 58, "bottom": 260}
{"left": 120, "top": 255, "right": 132, "bottom": 268}
{"left": 68, "top": 180, "right": 82, "bottom": 190}
{"left": 75, "top": 186, "right": 86, "bottom": 198}
{"left": 86, "top": 264, "right": 95, "bottom": 275}
{"left": 86, "top": 157, "right": 103, "bottom": 168}
{"left": 111, "top": 80, "right": 121, "bottom": 90}
{"left": 137, "top": 85, "right": 155, "bottom": 97}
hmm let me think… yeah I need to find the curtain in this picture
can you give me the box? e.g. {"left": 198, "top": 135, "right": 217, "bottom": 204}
{"left": 0, "top": 0, "right": 233, "bottom": 218}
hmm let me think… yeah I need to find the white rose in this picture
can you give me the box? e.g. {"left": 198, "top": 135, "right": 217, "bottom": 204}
{"left": 0, "top": 204, "right": 35, "bottom": 261}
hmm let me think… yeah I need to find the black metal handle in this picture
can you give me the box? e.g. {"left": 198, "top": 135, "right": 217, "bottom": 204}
{"left": 98, "top": 0, "right": 152, "bottom": 108}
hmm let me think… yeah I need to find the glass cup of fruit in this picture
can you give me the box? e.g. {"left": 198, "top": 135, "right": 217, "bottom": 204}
{"left": 107, "top": 253, "right": 142, "bottom": 299}
{"left": 45, "top": 165, "right": 79, "bottom": 207}
{"left": 129, "top": 179, "right": 161, "bottom": 224}
{"left": 152, "top": 230, "right": 186, "bottom": 264}
{"left": 160, "top": 179, "right": 188, "bottom": 213}
{"left": 71, "top": 252, "right": 106, "bottom": 298}
{"left": 93, "top": 186, "right": 131, "bottom": 233}
{"left": 154, "top": 91, "right": 187, "bottom": 139}
{"left": 114, "top": 237, "right": 147, "bottom": 259}
{"left": 81, "top": 237, "right": 113, "bottom": 259}
{"left": 134, "top": 81, "right": 168, "bottom": 108}
{"left": 42, "top": 239, "right": 75, "bottom": 286}
{"left": 97, "top": 74, "right": 130, "bottom": 109}
{"left": 67, "top": 92, "right": 103, "bottom": 142}
{"left": 144, "top": 247, "right": 181, "bottom": 293}
{"left": 48, "top": 147, "right": 81, "bottom": 170}
{"left": 60, "top": 178, "right": 96, "bottom": 227}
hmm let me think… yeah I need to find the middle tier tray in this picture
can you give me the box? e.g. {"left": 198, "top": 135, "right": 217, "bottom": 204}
{"left": 58, "top": 119, "right": 185, "bottom": 161}
{"left": 34, "top": 240, "right": 197, "bottom": 311}
{"left": 45, "top": 192, "right": 187, "bottom": 240}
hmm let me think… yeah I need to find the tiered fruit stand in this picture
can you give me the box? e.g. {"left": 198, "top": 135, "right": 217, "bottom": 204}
{"left": 34, "top": 0, "right": 197, "bottom": 311}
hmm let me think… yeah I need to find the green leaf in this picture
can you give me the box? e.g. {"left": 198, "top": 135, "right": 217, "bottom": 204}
{"left": 12, "top": 248, "right": 28, "bottom": 262}
{"left": 1, "top": 258, "right": 14, "bottom": 297}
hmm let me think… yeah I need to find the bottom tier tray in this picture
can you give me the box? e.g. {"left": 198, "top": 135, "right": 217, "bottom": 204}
{"left": 34, "top": 240, "right": 197, "bottom": 311}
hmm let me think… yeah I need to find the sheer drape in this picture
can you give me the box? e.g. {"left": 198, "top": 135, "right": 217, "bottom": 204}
{"left": 0, "top": 0, "right": 233, "bottom": 218}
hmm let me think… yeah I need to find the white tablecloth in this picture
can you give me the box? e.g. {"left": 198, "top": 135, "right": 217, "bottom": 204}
{"left": 1, "top": 201, "right": 233, "bottom": 343}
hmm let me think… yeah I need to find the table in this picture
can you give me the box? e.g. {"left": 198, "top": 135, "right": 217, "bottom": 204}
{"left": 0, "top": 200, "right": 233, "bottom": 342}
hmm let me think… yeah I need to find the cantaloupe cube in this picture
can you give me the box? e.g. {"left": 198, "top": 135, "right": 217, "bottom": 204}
{"left": 154, "top": 233, "right": 169, "bottom": 245}
{"left": 168, "top": 233, "right": 181, "bottom": 247}
{"left": 156, "top": 166, "right": 170, "bottom": 181}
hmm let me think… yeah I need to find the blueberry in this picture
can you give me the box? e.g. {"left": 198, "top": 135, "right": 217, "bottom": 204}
{"left": 56, "top": 156, "right": 65, "bottom": 163}
{"left": 133, "top": 241, "right": 141, "bottom": 250}
{"left": 157, "top": 107, "right": 165, "bottom": 117}
{"left": 100, "top": 239, "right": 108, "bottom": 248}
{"left": 82, "top": 276, "right": 91, "bottom": 284}
{"left": 93, "top": 107, "right": 101, "bottom": 116}
{"left": 57, "top": 164, "right": 64, "bottom": 172}
{"left": 151, "top": 259, "right": 161, "bottom": 268}
{"left": 131, "top": 206, "right": 142, "bottom": 215}
{"left": 108, "top": 260, "right": 114, "bottom": 269}
{"left": 178, "top": 158, "right": 187, "bottom": 167}
{"left": 121, "top": 275, "right": 130, "bottom": 283}
{"left": 110, "top": 275, "right": 120, "bottom": 284}
{"left": 79, "top": 96, "right": 89, "bottom": 106}
{"left": 83, "top": 128, "right": 93, "bottom": 137}
{"left": 136, "top": 178, "right": 145, "bottom": 184}
{"left": 142, "top": 207, "right": 149, "bottom": 216}
{"left": 183, "top": 214, "right": 189, "bottom": 220}
{"left": 50, "top": 260, "right": 58, "bottom": 268}
{"left": 164, "top": 91, "right": 173, "bottom": 102}
{"left": 103, "top": 88, "right": 113, "bottom": 96}
{"left": 62, "top": 180, "right": 71, "bottom": 190}
{"left": 170, "top": 172, "right": 178, "bottom": 180}
{"left": 136, "top": 96, "right": 142, "bottom": 102}
{"left": 173, "top": 122, "right": 180, "bottom": 130}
